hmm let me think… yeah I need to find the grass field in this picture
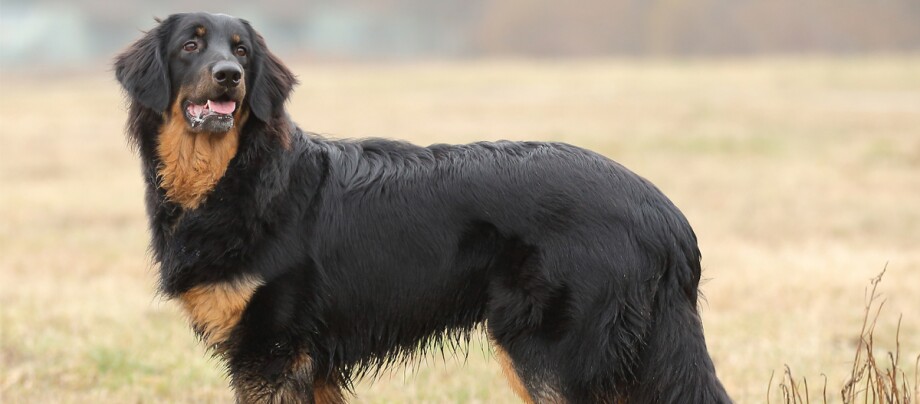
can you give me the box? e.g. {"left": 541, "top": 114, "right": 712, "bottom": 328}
{"left": 1, "top": 57, "right": 919, "bottom": 403}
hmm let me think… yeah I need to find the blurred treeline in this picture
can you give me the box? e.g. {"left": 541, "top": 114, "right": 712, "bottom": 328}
{"left": 2, "top": 0, "right": 919, "bottom": 68}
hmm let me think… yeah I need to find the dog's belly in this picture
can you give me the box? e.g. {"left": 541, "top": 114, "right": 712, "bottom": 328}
{"left": 311, "top": 237, "right": 499, "bottom": 361}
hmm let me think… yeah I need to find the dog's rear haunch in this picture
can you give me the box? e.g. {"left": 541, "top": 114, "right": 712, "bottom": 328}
{"left": 115, "top": 12, "right": 731, "bottom": 404}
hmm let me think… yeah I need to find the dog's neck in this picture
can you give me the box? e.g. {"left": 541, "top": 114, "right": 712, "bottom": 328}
{"left": 156, "top": 101, "right": 246, "bottom": 210}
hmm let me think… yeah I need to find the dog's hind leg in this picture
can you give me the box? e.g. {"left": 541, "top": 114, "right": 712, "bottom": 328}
{"left": 626, "top": 285, "right": 732, "bottom": 404}
{"left": 492, "top": 343, "right": 537, "bottom": 404}
{"left": 490, "top": 340, "right": 566, "bottom": 404}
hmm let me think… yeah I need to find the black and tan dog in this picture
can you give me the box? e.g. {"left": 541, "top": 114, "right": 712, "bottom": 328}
{"left": 115, "top": 12, "right": 731, "bottom": 404}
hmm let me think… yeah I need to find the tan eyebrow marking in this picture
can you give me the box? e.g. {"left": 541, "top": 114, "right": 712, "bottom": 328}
{"left": 196, "top": 26, "right": 206, "bottom": 37}
{"left": 232, "top": 34, "right": 241, "bottom": 44}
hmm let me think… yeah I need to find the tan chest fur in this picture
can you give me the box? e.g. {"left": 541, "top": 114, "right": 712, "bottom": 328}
{"left": 158, "top": 101, "right": 256, "bottom": 347}
{"left": 156, "top": 101, "right": 244, "bottom": 210}
{"left": 178, "top": 276, "right": 264, "bottom": 349}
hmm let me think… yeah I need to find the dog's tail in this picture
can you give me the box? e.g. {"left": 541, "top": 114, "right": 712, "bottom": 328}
{"left": 628, "top": 238, "right": 732, "bottom": 404}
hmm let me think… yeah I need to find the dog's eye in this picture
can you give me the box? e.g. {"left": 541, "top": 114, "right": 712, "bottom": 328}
{"left": 235, "top": 46, "right": 247, "bottom": 57}
{"left": 183, "top": 41, "right": 198, "bottom": 52}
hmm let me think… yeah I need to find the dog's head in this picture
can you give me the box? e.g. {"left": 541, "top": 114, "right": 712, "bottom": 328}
{"left": 115, "top": 12, "right": 296, "bottom": 133}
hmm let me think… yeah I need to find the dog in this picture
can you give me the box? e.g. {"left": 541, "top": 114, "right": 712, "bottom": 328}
{"left": 114, "top": 12, "right": 731, "bottom": 404}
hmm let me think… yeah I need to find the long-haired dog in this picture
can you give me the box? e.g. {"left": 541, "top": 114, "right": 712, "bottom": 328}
{"left": 115, "top": 12, "right": 731, "bottom": 403}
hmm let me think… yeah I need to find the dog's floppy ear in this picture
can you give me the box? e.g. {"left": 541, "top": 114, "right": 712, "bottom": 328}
{"left": 114, "top": 17, "right": 174, "bottom": 113}
{"left": 244, "top": 21, "right": 297, "bottom": 122}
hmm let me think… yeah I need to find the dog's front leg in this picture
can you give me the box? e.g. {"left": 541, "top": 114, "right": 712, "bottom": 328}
{"left": 229, "top": 344, "right": 338, "bottom": 404}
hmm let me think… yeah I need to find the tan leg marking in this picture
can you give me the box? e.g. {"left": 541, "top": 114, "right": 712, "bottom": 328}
{"left": 314, "top": 379, "right": 346, "bottom": 404}
{"left": 493, "top": 344, "right": 536, "bottom": 404}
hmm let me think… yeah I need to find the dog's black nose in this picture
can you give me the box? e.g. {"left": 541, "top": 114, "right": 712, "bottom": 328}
{"left": 212, "top": 61, "right": 242, "bottom": 87}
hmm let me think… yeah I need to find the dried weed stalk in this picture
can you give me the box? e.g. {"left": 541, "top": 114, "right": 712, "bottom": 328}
{"left": 769, "top": 267, "right": 918, "bottom": 404}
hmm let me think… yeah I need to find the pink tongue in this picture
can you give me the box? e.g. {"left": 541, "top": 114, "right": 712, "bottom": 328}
{"left": 207, "top": 100, "right": 236, "bottom": 115}
{"left": 187, "top": 103, "right": 205, "bottom": 117}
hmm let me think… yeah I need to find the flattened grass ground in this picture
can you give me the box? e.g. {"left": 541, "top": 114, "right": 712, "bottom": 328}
{"left": 2, "top": 57, "right": 919, "bottom": 403}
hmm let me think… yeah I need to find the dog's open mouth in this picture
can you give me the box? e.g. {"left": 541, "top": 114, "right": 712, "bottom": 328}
{"left": 183, "top": 97, "right": 238, "bottom": 132}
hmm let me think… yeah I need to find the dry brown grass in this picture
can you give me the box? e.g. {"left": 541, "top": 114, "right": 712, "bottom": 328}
{"left": 2, "top": 57, "right": 919, "bottom": 403}
{"left": 771, "top": 268, "right": 919, "bottom": 404}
